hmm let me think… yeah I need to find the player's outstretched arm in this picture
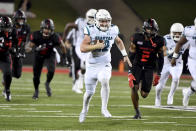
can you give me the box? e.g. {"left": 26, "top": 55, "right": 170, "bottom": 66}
{"left": 115, "top": 36, "right": 132, "bottom": 67}
{"left": 171, "top": 36, "right": 187, "bottom": 66}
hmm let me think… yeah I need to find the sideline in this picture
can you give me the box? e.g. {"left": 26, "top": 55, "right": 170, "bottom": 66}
{"left": 22, "top": 66, "right": 192, "bottom": 78}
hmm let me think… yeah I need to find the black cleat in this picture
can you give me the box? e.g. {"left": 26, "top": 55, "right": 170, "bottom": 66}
{"left": 45, "top": 82, "right": 52, "bottom": 97}
{"left": 32, "top": 90, "right": 39, "bottom": 100}
{"left": 133, "top": 114, "right": 141, "bottom": 119}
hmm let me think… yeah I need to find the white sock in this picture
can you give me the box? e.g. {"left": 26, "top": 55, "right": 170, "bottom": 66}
{"left": 101, "top": 86, "right": 110, "bottom": 110}
{"left": 81, "top": 92, "right": 93, "bottom": 113}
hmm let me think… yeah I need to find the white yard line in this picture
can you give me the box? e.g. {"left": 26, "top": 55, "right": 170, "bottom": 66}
{"left": 144, "top": 122, "right": 176, "bottom": 124}
{"left": 1, "top": 108, "right": 36, "bottom": 111}
{"left": 28, "top": 111, "right": 62, "bottom": 113}
{"left": 141, "top": 105, "right": 196, "bottom": 112}
{"left": 0, "top": 103, "right": 196, "bottom": 112}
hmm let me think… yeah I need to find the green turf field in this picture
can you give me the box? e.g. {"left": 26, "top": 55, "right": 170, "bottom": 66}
{"left": 0, "top": 71, "right": 195, "bottom": 130}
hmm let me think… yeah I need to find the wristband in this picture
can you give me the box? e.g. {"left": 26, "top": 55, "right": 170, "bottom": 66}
{"left": 121, "top": 49, "right": 128, "bottom": 56}
{"left": 172, "top": 52, "right": 178, "bottom": 59}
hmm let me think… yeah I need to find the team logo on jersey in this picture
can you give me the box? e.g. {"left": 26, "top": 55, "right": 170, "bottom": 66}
{"left": 137, "top": 41, "right": 143, "bottom": 45}
{"left": 95, "top": 36, "right": 112, "bottom": 41}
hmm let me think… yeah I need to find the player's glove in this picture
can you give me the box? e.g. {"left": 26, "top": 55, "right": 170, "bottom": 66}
{"left": 128, "top": 73, "right": 136, "bottom": 88}
{"left": 153, "top": 74, "right": 160, "bottom": 86}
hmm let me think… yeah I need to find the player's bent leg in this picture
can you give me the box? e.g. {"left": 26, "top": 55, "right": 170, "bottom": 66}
{"left": 155, "top": 72, "right": 169, "bottom": 107}
{"left": 183, "top": 81, "right": 196, "bottom": 107}
{"left": 3, "top": 71, "right": 12, "bottom": 101}
{"left": 78, "top": 70, "right": 85, "bottom": 90}
{"left": 99, "top": 77, "right": 111, "bottom": 118}
{"left": 168, "top": 65, "right": 183, "bottom": 105}
{"left": 167, "top": 79, "right": 179, "bottom": 105}
{"left": 98, "top": 64, "right": 112, "bottom": 118}
{"left": 183, "top": 58, "right": 196, "bottom": 107}
{"left": 79, "top": 84, "right": 96, "bottom": 123}
{"left": 72, "top": 79, "right": 83, "bottom": 94}
{"left": 131, "top": 85, "right": 141, "bottom": 119}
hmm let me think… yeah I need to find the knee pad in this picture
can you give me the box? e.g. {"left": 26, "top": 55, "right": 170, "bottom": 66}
{"left": 85, "top": 84, "right": 96, "bottom": 95}
{"left": 100, "top": 78, "right": 110, "bottom": 88}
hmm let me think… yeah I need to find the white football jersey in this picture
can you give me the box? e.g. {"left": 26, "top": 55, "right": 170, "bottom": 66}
{"left": 164, "top": 34, "right": 189, "bottom": 64}
{"left": 66, "top": 29, "right": 77, "bottom": 46}
{"left": 84, "top": 24, "right": 119, "bottom": 64}
{"left": 74, "top": 17, "right": 88, "bottom": 60}
{"left": 183, "top": 25, "right": 196, "bottom": 60}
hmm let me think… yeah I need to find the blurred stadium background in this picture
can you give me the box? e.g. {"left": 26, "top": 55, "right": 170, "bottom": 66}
{"left": 0, "top": 0, "right": 196, "bottom": 130}
{"left": 1, "top": 0, "right": 195, "bottom": 71}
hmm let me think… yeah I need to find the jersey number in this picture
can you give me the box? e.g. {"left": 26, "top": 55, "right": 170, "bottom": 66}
{"left": 141, "top": 51, "right": 150, "bottom": 62}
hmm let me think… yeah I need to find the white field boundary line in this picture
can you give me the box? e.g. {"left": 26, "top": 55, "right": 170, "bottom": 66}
{"left": 1, "top": 114, "right": 196, "bottom": 119}
{"left": 144, "top": 122, "right": 177, "bottom": 124}
{"left": 27, "top": 111, "right": 62, "bottom": 113}
{"left": 1, "top": 108, "right": 36, "bottom": 111}
{"left": 140, "top": 105, "right": 196, "bottom": 112}
{"left": 1, "top": 104, "right": 196, "bottom": 112}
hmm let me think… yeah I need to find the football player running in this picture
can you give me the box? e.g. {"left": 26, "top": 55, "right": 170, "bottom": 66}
{"left": 155, "top": 23, "right": 189, "bottom": 107}
{"left": 171, "top": 18, "right": 196, "bottom": 108}
{"left": 0, "top": 16, "right": 18, "bottom": 101}
{"left": 79, "top": 9, "right": 131, "bottom": 123}
{"left": 128, "top": 19, "right": 164, "bottom": 119}
{"left": 11, "top": 10, "right": 31, "bottom": 78}
{"left": 63, "top": 9, "right": 97, "bottom": 94}
{"left": 25, "top": 19, "right": 66, "bottom": 99}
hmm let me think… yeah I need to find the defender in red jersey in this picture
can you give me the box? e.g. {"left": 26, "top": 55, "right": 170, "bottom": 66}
{"left": 128, "top": 18, "right": 164, "bottom": 119}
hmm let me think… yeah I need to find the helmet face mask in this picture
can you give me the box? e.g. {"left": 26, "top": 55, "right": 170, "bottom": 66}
{"left": 170, "top": 23, "right": 184, "bottom": 42}
{"left": 143, "top": 18, "right": 159, "bottom": 38}
{"left": 95, "top": 9, "right": 112, "bottom": 31}
{"left": 86, "top": 9, "right": 97, "bottom": 25}
{"left": 40, "top": 19, "right": 55, "bottom": 38}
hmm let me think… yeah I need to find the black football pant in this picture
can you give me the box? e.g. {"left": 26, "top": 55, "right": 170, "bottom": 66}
{"left": 0, "top": 56, "right": 12, "bottom": 94}
{"left": 70, "top": 46, "right": 81, "bottom": 83}
{"left": 132, "top": 65, "right": 154, "bottom": 93}
{"left": 33, "top": 54, "right": 56, "bottom": 91}
{"left": 12, "top": 56, "right": 22, "bottom": 78}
